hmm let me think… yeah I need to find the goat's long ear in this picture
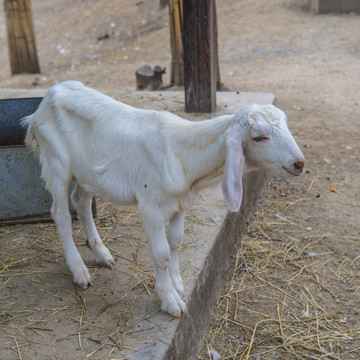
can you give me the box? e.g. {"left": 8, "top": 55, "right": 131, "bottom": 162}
{"left": 222, "top": 131, "right": 244, "bottom": 212}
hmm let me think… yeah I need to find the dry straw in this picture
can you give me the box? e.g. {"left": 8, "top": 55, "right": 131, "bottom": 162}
{"left": 202, "top": 180, "right": 360, "bottom": 360}
{"left": 0, "top": 199, "right": 173, "bottom": 359}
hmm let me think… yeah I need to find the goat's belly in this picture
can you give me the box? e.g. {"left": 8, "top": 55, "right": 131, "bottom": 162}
{"left": 82, "top": 182, "right": 137, "bottom": 205}
{"left": 75, "top": 173, "right": 137, "bottom": 206}
{"left": 102, "top": 191, "right": 137, "bottom": 206}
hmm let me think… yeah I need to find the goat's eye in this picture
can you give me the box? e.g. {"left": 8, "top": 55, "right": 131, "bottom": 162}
{"left": 252, "top": 136, "right": 269, "bottom": 142}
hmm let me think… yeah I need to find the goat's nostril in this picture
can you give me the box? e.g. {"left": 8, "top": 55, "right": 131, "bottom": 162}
{"left": 294, "top": 161, "right": 304, "bottom": 171}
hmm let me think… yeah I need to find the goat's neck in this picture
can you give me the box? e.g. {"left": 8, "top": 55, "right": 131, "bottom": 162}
{"left": 175, "top": 114, "right": 234, "bottom": 193}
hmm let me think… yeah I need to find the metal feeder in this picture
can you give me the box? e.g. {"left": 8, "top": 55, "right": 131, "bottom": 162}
{"left": 0, "top": 97, "right": 95, "bottom": 225}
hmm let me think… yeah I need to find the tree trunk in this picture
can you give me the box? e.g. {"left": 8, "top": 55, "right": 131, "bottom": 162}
{"left": 4, "top": 0, "right": 40, "bottom": 75}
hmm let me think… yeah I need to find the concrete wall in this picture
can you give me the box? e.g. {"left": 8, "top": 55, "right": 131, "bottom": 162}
{"left": 165, "top": 170, "right": 267, "bottom": 360}
{"left": 308, "top": 0, "right": 360, "bottom": 13}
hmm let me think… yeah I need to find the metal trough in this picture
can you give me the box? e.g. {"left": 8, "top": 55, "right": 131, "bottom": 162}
{"left": 0, "top": 97, "right": 95, "bottom": 225}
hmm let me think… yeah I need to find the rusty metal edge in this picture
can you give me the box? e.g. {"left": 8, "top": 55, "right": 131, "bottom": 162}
{"left": 0, "top": 199, "right": 97, "bottom": 226}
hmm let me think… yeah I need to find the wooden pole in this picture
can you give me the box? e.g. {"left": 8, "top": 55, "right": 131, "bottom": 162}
{"left": 183, "top": 0, "right": 217, "bottom": 113}
{"left": 214, "top": 3, "right": 222, "bottom": 91}
{"left": 168, "top": 0, "right": 184, "bottom": 86}
{"left": 4, "top": 0, "right": 40, "bottom": 75}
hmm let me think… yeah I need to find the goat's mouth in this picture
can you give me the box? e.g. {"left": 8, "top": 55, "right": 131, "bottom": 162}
{"left": 282, "top": 166, "right": 303, "bottom": 176}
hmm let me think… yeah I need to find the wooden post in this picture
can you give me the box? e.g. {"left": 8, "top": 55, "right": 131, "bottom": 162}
{"left": 4, "top": 0, "right": 40, "bottom": 75}
{"left": 214, "top": 3, "right": 222, "bottom": 91}
{"left": 168, "top": 0, "right": 183, "bottom": 86}
{"left": 183, "top": 0, "right": 217, "bottom": 113}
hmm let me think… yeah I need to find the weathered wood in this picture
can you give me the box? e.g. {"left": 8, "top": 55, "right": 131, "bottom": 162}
{"left": 183, "top": 0, "right": 217, "bottom": 113}
{"left": 4, "top": 0, "right": 40, "bottom": 75}
{"left": 168, "top": 0, "right": 184, "bottom": 86}
{"left": 214, "top": 3, "right": 222, "bottom": 91}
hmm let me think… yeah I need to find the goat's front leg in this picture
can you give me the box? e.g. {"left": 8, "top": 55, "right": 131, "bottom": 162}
{"left": 167, "top": 212, "right": 185, "bottom": 297}
{"left": 141, "top": 207, "right": 187, "bottom": 317}
{"left": 71, "top": 183, "right": 114, "bottom": 267}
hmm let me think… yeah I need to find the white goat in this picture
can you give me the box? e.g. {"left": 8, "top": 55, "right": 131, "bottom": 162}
{"left": 22, "top": 81, "right": 305, "bottom": 317}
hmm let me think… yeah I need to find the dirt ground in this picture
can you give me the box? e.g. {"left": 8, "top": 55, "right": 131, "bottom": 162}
{"left": 0, "top": 0, "right": 359, "bottom": 359}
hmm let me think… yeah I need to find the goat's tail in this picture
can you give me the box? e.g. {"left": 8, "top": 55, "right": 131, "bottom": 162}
{"left": 21, "top": 115, "right": 40, "bottom": 156}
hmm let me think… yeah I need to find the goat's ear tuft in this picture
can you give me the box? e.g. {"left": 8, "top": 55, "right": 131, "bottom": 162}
{"left": 222, "top": 131, "right": 244, "bottom": 212}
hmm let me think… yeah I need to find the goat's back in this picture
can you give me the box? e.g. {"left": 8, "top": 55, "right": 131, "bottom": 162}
{"left": 22, "top": 81, "right": 194, "bottom": 204}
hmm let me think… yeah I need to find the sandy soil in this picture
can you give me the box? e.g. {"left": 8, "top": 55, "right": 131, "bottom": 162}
{"left": 0, "top": 0, "right": 359, "bottom": 359}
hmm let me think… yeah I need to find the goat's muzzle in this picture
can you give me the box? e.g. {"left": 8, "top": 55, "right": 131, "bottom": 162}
{"left": 293, "top": 160, "right": 304, "bottom": 173}
{"left": 283, "top": 160, "right": 305, "bottom": 176}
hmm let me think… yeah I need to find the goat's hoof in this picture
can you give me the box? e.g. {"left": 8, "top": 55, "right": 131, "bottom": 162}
{"left": 168, "top": 309, "right": 181, "bottom": 318}
{"left": 99, "top": 261, "right": 114, "bottom": 269}
{"left": 74, "top": 278, "right": 92, "bottom": 289}
{"left": 166, "top": 304, "right": 187, "bottom": 317}
{"left": 95, "top": 249, "right": 115, "bottom": 269}
{"left": 97, "top": 255, "right": 115, "bottom": 269}
{"left": 72, "top": 264, "right": 92, "bottom": 289}
{"left": 162, "top": 295, "right": 187, "bottom": 317}
{"left": 79, "top": 282, "right": 91, "bottom": 289}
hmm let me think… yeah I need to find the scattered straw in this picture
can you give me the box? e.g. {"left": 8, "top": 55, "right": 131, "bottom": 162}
{"left": 0, "top": 198, "right": 168, "bottom": 359}
{"left": 12, "top": 336, "right": 22, "bottom": 360}
{"left": 201, "top": 178, "right": 360, "bottom": 360}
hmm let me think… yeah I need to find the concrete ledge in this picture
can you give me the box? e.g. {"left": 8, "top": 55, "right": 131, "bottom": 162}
{"left": 0, "top": 88, "right": 273, "bottom": 359}
{"left": 308, "top": 0, "right": 360, "bottom": 13}
{"left": 165, "top": 171, "right": 266, "bottom": 360}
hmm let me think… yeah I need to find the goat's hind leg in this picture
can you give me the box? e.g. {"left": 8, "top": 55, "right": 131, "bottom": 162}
{"left": 167, "top": 212, "right": 185, "bottom": 297}
{"left": 49, "top": 178, "right": 92, "bottom": 288}
{"left": 71, "top": 183, "right": 114, "bottom": 267}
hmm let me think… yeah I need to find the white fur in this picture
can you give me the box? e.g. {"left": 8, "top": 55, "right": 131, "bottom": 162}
{"left": 22, "top": 81, "right": 305, "bottom": 317}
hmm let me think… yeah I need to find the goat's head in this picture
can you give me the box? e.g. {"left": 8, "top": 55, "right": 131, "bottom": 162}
{"left": 222, "top": 104, "right": 305, "bottom": 212}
